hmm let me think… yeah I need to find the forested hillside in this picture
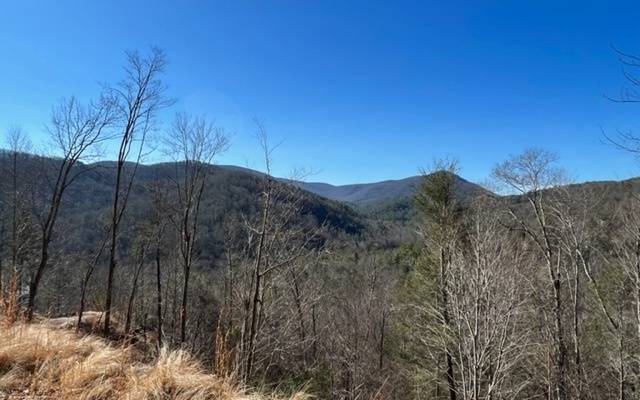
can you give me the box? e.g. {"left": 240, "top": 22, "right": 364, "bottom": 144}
{"left": 0, "top": 156, "right": 364, "bottom": 258}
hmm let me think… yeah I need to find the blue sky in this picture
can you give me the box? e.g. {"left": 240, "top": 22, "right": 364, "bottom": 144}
{"left": 2, "top": 1, "right": 640, "bottom": 184}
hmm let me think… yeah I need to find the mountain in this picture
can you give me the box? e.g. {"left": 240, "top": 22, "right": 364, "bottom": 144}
{"left": 299, "top": 176, "right": 421, "bottom": 205}
{"left": 295, "top": 173, "right": 491, "bottom": 224}
{"left": 0, "top": 155, "right": 366, "bottom": 263}
{"left": 11, "top": 152, "right": 637, "bottom": 253}
{"left": 298, "top": 174, "right": 488, "bottom": 206}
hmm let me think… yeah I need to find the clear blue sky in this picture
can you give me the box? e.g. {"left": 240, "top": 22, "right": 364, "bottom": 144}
{"left": 2, "top": 1, "right": 640, "bottom": 184}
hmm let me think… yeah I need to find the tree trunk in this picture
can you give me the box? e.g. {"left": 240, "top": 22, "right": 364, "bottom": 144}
{"left": 245, "top": 187, "right": 270, "bottom": 380}
{"left": 179, "top": 261, "right": 190, "bottom": 344}
{"left": 77, "top": 280, "right": 88, "bottom": 332}
{"left": 77, "top": 238, "right": 108, "bottom": 332}
{"left": 125, "top": 247, "right": 146, "bottom": 334}
{"left": 156, "top": 244, "right": 163, "bottom": 347}
{"left": 553, "top": 271, "right": 567, "bottom": 400}
{"left": 105, "top": 160, "right": 124, "bottom": 335}
{"left": 26, "top": 244, "right": 48, "bottom": 320}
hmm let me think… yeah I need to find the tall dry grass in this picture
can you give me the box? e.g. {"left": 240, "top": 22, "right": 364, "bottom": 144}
{"left": 0, "top": 272, "right": 20, "bottom": 326}
{"left": 0, "top": 322, "right": 308, "bottom": 400}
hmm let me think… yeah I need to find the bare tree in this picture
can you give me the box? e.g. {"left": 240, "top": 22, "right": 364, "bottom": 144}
{"left": 147, "top": 176, "right": 171, "bottom": 347}
{"left": 448, "top": 200, "right": 529, "bottom": 400}
{"left": 26, "top": 95, "right": 115, "bottom": 320}
{"left": 225, "top": 122, "right": 325, "bottom": 382}
{"left": 492, "top": 148, "right": 569, "bottom": 400}
{"left": 602, "top": 197, "right": 640, "bottom": 399}
{"left": 241, "top": 122, "right": 277, "bottom": 380}
{"left": 164, "top": 112, "right": 229, "bottom": 344}
{"left": 103, "top": 48, "right": 171, "bottom": 335}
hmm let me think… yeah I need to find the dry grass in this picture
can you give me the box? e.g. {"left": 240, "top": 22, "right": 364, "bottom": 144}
{"left": 0, "top": 322, "right": 308, "bottom": 400}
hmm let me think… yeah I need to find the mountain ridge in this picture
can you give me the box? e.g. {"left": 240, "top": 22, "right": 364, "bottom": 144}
{"left": 81, "top": 160, "right": 640, "bottom": 209}
{"left": 296, "top": 174, "right": 489, "bottom": 205}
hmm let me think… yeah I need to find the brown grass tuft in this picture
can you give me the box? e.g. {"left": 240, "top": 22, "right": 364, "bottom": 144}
{"left": 0, "top": 322, "right": 307, "bottom": 400}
